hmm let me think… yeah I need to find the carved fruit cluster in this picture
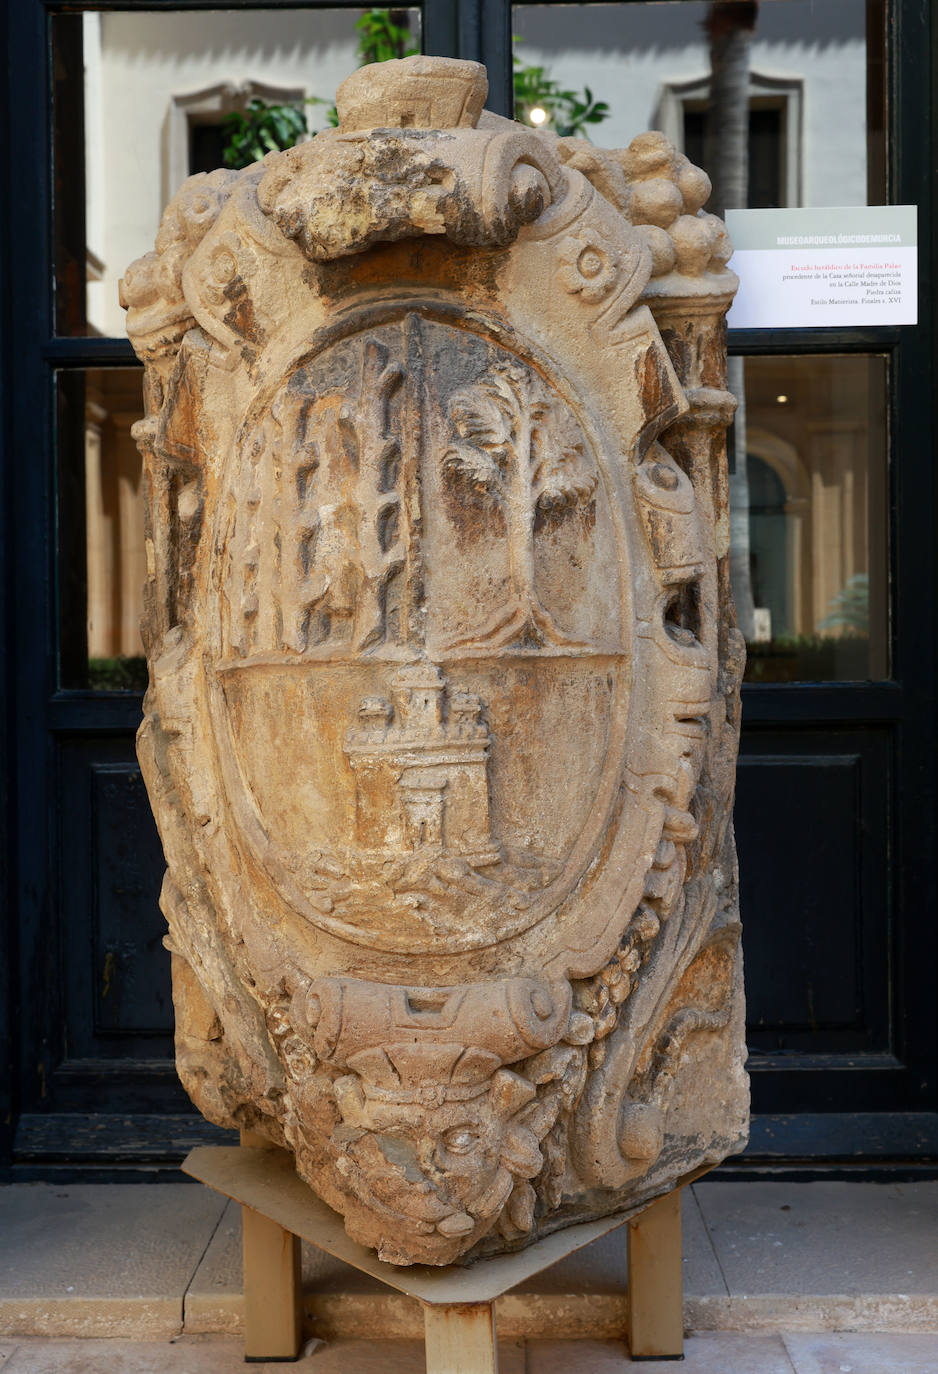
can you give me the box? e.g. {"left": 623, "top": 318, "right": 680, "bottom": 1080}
{"left": 576, "top": 906, "right": 659, "bottom": 1070}
{"left": 553, "top": 130, "right": 732, "bottom": 281}
{"left": 620, "top": 132, "right": 731, "bottom": 279}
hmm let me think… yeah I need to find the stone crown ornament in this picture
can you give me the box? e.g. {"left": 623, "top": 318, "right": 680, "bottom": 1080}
{"left": 122, "top": 55, "right": 748, "bottom": 1268}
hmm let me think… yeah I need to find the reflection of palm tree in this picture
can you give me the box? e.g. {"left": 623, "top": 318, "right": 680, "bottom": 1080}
{"left": 443, "top": 364, "right": 596, "bottom": 649}
{"left": 705, "top": 1, "right": 758, "bottom": 642}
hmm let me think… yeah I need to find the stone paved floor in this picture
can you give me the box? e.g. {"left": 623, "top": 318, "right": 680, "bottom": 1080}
{"left": 1, "top": 1333, "right": 938, "bottom": 1372}
{"left": 2, "top": 1180, "right": 937, "bottom": 1368}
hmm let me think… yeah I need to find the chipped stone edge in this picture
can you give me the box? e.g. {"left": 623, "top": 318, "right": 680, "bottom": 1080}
{"left": 6, "top": 1291, "right": 937, "bottom": 1341}
{"left": 182, "top": 1291, "right": 938, "bottom": 1340}
{"left": 684, "top": 1294, "right": 938, "bottom": 1335}
{"left": 0, "top": 1297, "right": 183, "bottom": 1340}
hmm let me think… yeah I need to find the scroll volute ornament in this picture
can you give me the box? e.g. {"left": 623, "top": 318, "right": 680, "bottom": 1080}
{"left": 123, "top": 57, "right": 748, "bottom": 1267}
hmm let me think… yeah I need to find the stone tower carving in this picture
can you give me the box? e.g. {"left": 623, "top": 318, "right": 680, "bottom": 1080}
{"left": 122, "top": 55, "right": 747, "bottom": 1267}
{"left": 344, "top": 664, "right": 498, "bottom": 861}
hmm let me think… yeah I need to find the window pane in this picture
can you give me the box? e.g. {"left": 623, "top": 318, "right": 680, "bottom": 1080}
{"left": 510, "top": 3, "right": 888, "bottom": 684}
{"left": 57, "top": 367, "right": 148, "bottom": 691}
{"left": 731, "top": 355, "right": 888, "bottom": 683}
{"left": 52, "top": 8, "right": 422, "bottom": 337}
{"left": 512, "top": 1, "right": 884, "bottom": 210}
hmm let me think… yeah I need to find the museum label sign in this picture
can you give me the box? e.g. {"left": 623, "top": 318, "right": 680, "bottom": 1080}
{"left": 726, "top": 205, "right": 917, "bottom": 328}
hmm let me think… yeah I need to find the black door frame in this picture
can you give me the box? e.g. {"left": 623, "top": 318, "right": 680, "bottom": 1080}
{"left": 2, "top": 0, "right": 936, "bottom": 1179}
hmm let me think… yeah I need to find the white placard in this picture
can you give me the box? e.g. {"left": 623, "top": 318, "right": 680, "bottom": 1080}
{"left": 726, "top": 206, "right": 917, "bottom": 329}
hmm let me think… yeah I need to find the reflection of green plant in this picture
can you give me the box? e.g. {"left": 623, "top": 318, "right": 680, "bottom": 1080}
{"left": 221, "top": 14, "right": 610, "bottom": 170}
{"left": 743, "top": 633, "right": 871, "bottom": 684}
{"left": 88, "top": 656, "right": 149, "bottom": 693}
{"left": 356, "top": 7, "right": 418, "bottom": 63}
{"left": 221, "top": 9, "right": 417, "bottom": 168}
{"left": 222, "top": 97, "right": 316, "bottom": 168}
{"left": 512, "top": 47, "right": 610, "bottom": 138}
{"left": 818, "top": 572, "right": 870, "bottom": 633}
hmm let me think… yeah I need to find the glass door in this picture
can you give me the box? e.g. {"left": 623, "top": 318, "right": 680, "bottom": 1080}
{"left": 2, "top": 0, "right": 934, "bottom": 1178}
{"left": 502, "top": 0, "right": 936, "bottom": 1164}
{"left": 4, "top": 0, "right": 450, "bottom": 1175}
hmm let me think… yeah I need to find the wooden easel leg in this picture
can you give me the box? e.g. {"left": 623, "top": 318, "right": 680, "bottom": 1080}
{"left": 627, "top": 1187, "right": 684, "bottom": 1361}
{"left": 240, "top": 1130, "right": 303, "bottom": 1362}
{"left": 424, "top": 1301, "right": 499, "bottom": 1374}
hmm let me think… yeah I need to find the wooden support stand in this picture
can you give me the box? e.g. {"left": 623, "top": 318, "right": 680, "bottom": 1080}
{"left": 627, "top": 1188, "right": 684, "bottom": 1361}
{"left": 185, "top": 1143, "right": 701, "bottom": 1369}
{"left": 424, "top": 1302, "right": 499, "bottom": 1374}
{"left": 239, "top": 1131, "right": 304, "bottom": 1362}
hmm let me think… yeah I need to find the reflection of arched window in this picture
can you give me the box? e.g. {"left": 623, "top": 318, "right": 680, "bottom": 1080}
{"left": 746, "top": 428, "right": 811, "bottom": 639}
{"left": 83, "top": 369, "right": 150, "bottom": 670}
{"left": 654, "top": 72, "right": 803, "bottom": 208}
{"left": 747, "top": 455, "right": 788, "bottom": 638}
{"left": 165, "top": 80, "right": 306, "bottom": 205}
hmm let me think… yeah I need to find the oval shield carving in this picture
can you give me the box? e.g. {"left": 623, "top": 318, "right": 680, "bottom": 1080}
{"left": 124, "top": 56, "right": 747, "bottom": 1268}
{"left": 211, "top": 314, "right": 626, "bottom": 954}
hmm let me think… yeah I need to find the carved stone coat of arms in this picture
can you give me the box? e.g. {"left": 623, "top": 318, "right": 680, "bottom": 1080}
{"left": 122, "top": 56, "right": 748, "bottom": 1266}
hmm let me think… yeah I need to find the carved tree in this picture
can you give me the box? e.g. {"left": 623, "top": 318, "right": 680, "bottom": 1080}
{"left": 273, "top": 393, "right": 324, "bottom": 653}
{"left": 444, "top": 363, "right": 596, "bottom": 648}
{"left": 705, "top": 0, "right": 758, "bottom": 642}
{"left": 339, "top": 339, "right": 406, "bottom": 652}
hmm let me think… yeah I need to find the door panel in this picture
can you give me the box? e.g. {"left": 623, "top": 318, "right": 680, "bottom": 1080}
{"left": 66, "top": 747, "right": 171, "bottom": 1042}
{"left": 44, "top": 738, "right": 184, "bottom": 1119}
{"left": 737, "top": 730, "right": 891, "bottom": 1078}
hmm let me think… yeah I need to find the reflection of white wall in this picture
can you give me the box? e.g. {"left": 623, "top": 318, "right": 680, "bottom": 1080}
{"left": 514, "top": 2, "right": 867, "bottom": 210}
{"left": 84, "top": 10, "right": 362, "bottom": 335}
{"left": 83, "top": 15, "right": 106, "bottom": 275}
{"left": 165, "top": 78, "right": 308, "bottom": 205}
{"left": 86, "top": 4, "right": 870, "bottom": 337}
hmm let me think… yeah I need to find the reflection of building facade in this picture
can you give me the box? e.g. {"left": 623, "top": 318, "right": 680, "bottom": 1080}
{"left": 82, "top": 11, "right": 363, "bottom": 339}
{"left": 513, "top": 5, "right": 876, "bottom": 669}
{"left": 79, "top": 14, "right": 362, "bottom": 671}
{"left": 80, "top": 5, "right": 875, "bottom": 673}
{"left": 514, "top": 4, "right": 867, "bottom": 207}
{"left": 743, "top": 355, "right": 886, "bottom": 672}
{"left": 83, "top": 369, "right": 148, "bottom": 660}
{"left": 84, "top": 6, "right": 867, "bottom": 338}
{"left": 344, "top": 664, "right": 498, "bottom": 862}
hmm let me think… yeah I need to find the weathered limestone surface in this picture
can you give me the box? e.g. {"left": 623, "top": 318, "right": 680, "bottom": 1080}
{"left": 122, "top": 55, "right": 747, "bottom": 1268}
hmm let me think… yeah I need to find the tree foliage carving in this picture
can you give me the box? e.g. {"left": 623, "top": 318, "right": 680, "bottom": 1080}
{"left": 444, "top": 364, "right": 597, "bottom": 649}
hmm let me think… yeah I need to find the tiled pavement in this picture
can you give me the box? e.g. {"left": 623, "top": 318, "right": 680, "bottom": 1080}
{"left": 1, "top": 1180, "right": 937, "bottom": 1369}
{"left": 0, "top": 1334, "right": 937, "bottom": 1372}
